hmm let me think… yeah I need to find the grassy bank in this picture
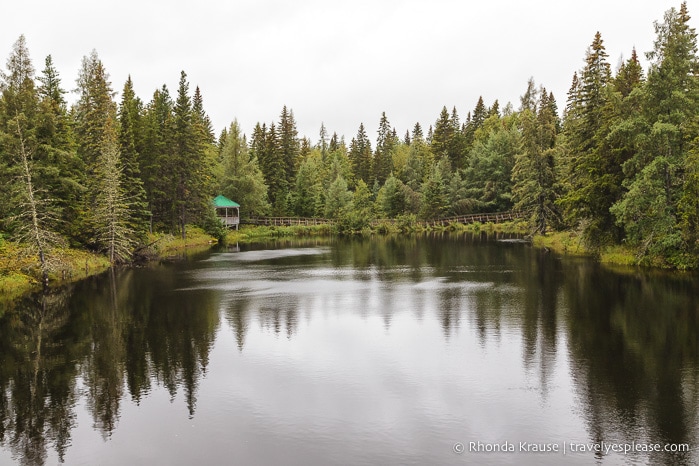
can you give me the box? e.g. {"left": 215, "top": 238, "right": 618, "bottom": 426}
{"left": 0, "top": 243, "right": 111, "bottom": 303}
{"left": 224, "top": 224, "right": 334, "bottom": 243}
{"left": 142, "top": 226, "right": 217, "bottom": 258}
{"left": 533, "top": 230, "right": 638, "bottom": 267}
{"left": 0, "top": 226, "right": 217, "bottom": 304}
{"left": 224, "top": 219, "right": 528, "bottom": 244}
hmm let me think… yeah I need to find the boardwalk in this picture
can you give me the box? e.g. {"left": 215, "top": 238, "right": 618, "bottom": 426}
{"left": 244, "top": 211, "right": 528, "bottom": 227}
{"left": 418, "top": 211, "right": 528, "bottom": 227}
{"left": 245, "top": 216, "right": 333, "bottom": 226}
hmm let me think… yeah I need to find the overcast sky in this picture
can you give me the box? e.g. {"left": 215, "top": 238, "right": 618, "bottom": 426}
{"left": 1, "top": 0, "right": 689, "bottom": 144}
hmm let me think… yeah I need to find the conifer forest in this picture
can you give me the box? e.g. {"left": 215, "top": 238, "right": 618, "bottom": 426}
{"left": 2, "top": 3, "right": 699, "bottom": 270}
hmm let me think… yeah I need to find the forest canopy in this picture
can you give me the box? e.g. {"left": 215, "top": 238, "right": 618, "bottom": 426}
{"left": 1, "top": 2, "right": 698, "bottom": 269}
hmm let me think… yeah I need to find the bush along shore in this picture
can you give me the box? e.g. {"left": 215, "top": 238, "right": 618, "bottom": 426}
{"left": 223, "top": 218, "right": 529, "bottom": 244}
{"left": 532, "top": 230, "right": 644, "bottom": 268}
{"left": 0, "top": 226, "right": 217, "bottom": 303}
{"left": 1, "top": 218, "right": 687, "bottom": 305}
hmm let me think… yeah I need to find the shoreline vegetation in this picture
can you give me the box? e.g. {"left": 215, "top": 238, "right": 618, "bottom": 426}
{"left": 1, "top": 218, "right": 690, "bottom": 305}
{"left": 2, "top": 3, "right": 698, "bottom": 289}
{"left": 0, "top": 226, "right": 216, "bottom": 304}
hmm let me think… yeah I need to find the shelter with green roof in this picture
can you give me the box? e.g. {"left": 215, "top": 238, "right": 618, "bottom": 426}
{"left": 213, "top": 195, "right": 240, "bottom": 230}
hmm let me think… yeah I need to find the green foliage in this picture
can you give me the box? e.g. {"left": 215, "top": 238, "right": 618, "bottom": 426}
{"left": 117, "top": 75, "right": 149, "bottom": 241}
{"left": 463, "top": 120, "right": 519, "bottom": 212}
{"left": 291, "top": 149, "right": 325, "bottom": 217}
{"left": 611, "top": 2, "right": 699, "bottom": 265}
{"left": 349, "top": 123, "right": 372, "bottom": 186}
{"left": 420, "top": 161, "right": 449, "bottom": 220}
{"left": 218, "top": 120, "right": 270, "bottom": 217}
{"left": 376, "top": 173, "right": 407, "bottom": 218}
{"left": 395, "top": 213, "right": 419, "bottom": 232}
{"left": 374, "top": 112, "right": 396, "bottom": 185}
{"left": 512, "top": 103, "right": 560, "bottom": 234}
{"left": 91, "top": 136, "right": 134, "bottom": 264}
{"left": 324, "top": 175, "right": 352, "bottom": 219}
{"left": 3, "top": 6, "right": 699, "bottom": 271}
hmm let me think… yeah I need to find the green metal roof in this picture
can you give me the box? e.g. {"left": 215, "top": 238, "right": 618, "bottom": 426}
{"left": 213, "top": 195, "right": 240, "bottom": 208}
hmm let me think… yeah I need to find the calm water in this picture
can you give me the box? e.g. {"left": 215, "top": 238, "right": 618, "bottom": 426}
{"left": 0, "top": 234, "right": 698, "bottom": 465}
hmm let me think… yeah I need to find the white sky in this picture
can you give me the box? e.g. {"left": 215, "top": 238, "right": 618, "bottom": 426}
{"left": 1, "top": 0, "right": 689, "bottom": 145}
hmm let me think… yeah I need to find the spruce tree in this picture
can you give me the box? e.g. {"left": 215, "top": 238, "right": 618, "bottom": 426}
{"left": 512, "top": 91, "right": 560, "bottom": 234}
{"left": 348, "top": 123, "right": 372, "bottom": 185}
{"left": 0, "top": 35, "right": 39, "bottom": 229}
{"left": 218, "top": 120, "right": 270, "bottom": 217}
{"left": 431, "top": 106, "right": 453, "bottom": 162}
{"left": 374, "top": 112, "right": 396, "bottom": 185}
{"left": 141, "top": 85, "right": 175, "bottom": 231}
{"left": 170, "top": 71, "right": 212, "bottom": 237}
{"left": 36, "top": 55, "right": 83, "bottom": 239}
{"left": 74, "top": 50, "right": 117, "bottom": 176}
{"left": 612, "top": 2, "right": 699, "bottom": 265}
{"left": 92, "top": 117, "right": 133, "bottom": 264}
{"left": 278, "top": 105, "right": 299, "bottom": 186}
{"left": 420, "top": 161, "right": 449, "bottom": 220}
{"left": 559, "top": 32, "right": 620, "bottom": 245}
{"left": 117, "top": 76, "right": 149, "bottom": 239}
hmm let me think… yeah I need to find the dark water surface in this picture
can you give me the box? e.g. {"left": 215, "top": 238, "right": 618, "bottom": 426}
{"left": 1, "top": 234, "right": 698, "bottom": 465}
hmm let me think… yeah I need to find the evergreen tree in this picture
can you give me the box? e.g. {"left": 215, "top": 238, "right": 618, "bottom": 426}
{"left": 35, "top": 55, "right": 83, "bottom": 239}
{"left": 74, "top": 50, "right": 116, "bottom": 175}
{"left": 92, "top": 117, "right": 133, "bottom": 264}
{"left": 278, "top": 105, "right": 299, "bottom": 186}
{"left": 512, "top": 97, "right": 560, "bottom": 234}
{"left": 291, "top": 149, "right": 324, "bottom": 217}
{"left": 328, "top": 132, "right": 340, "bottom": 153}
{"left": 559, "top": 32, "right": 621, "bottom": 245}
{"left": 463, "top": 120, "right": 519, "bottom": 212}
{"left": 612, "top": 2, "right": 699, "bottom": 266}
{"left": 412, "top": 122, "right": 423, "bottom": 141}
{"left": 431, "top": 106, "right": 454, "bottom": 163}
{"left": 170, "top": 71, "right": 212, "bottom": 237}
{"left": 0, "top": 35, "right": 39, "bottom": 228}
{"left": 117, "top": 76, "right": 149, "bottom": 239}
{"left": 420, "top": 161, "right": 449, "bottom": 220}
{"left": 261, "top": 123, "right": 287, "bottom": 213}
{"left": 471, "top": 96, "right": 488, "bottom": 129}
{"left": 348, "top": 123, "right": 372, "bottom": 185}
{"left": 218, "top": 120, "right": 270, "bottom": 217}
{"left": 192, "top": 85, "right": 215, "bottom": 145}
{"left": 374, "top": 112, "right": 396, "bottom": 185}
{"left": 520, "top": 77, "right": 538, "bottom": 113}
{"left": 318, "top": 122, "right": 328, "bottom": 159}
{"left": 324, "top": 175, "right": 352, "bottom": 218}
{"left": 376, "top": 173, "right": 407, "bottom": 218}
{"left": 72, "top": 50, "right": 121, "bottom": 247}
{"left": 141, "top": 85, "right": 175, "bottom": 231}
{"left": 614, "top": 48, "right": 644, "bottom": 98}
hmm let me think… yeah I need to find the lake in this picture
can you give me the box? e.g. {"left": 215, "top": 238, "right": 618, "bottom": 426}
{"left": 0, "top": 234, "right": 697, "bottom": 465}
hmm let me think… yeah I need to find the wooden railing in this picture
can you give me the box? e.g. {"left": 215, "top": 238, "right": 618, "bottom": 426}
{"left": 245, "top": 216, "right": 333, "bottom": 226}
{"left": 421, "top": 211, "right": 528, "bottom": 227}
{"left": 218, "top": 216, "right": 240, "bottom": 226}
{"left": 244, "top": 211, "right": 528, "bottom": 228}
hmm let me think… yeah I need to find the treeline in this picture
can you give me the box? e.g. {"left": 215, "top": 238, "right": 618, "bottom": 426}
{"left": 1, "top": 3, "right": 698, "bottom": 269}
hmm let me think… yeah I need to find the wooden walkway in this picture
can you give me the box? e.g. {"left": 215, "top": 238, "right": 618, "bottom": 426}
{"left": 419, "top": 211, "right": 528, "bottom": 227}
{"left": 245, "top": 216, "right": 333, "bottom": 226}
{"left": 244, "top": 211, "right": 527, "bottom": 227}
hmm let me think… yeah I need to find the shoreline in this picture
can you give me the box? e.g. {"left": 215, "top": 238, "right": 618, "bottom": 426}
{"left": 3, "top": 222, "right": 693, "bottom": 306}
{"left": 0, "top": 226, "right": 217, "bottom": 306}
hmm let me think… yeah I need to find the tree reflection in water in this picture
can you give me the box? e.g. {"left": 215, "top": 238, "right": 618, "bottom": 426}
{"left": 0, "top": 236, "right": 696, "bottom": 465}
{"left": 0, "top": 257, "right": 220, "bottom": 465}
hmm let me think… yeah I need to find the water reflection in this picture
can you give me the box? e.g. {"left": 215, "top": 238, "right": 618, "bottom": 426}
{"left": 0, "top": 287, "right": 76, "bottom": 466}
{"left": 564, "top": 266, "right": 699, "bottom": 464}
{"left": 0, "top": 254, "right": 221, "bottom": 465}
{"left": 0, "top": 234, "right": 697, "bottom": 465}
